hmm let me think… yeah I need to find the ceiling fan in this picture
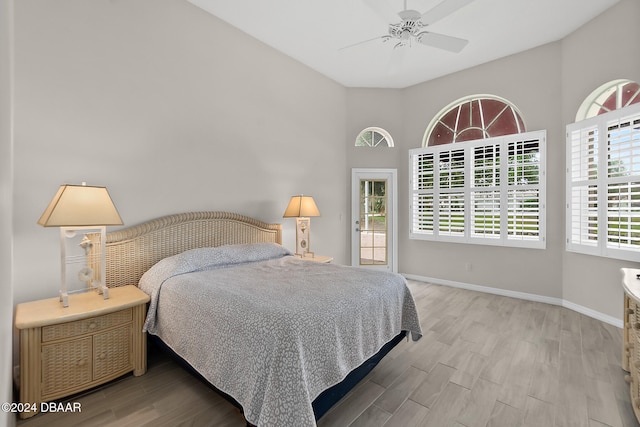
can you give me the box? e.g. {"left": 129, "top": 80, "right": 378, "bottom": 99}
{"left": 342, "top": 0, "right": 474, "bottom": 52}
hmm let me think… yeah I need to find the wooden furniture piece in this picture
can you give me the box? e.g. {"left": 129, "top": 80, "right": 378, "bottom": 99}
{"left": 100, "top": 212, "right": 282, "bottom": 288}
{"left": 96, "top": 212, "right": 409, "bottom": 424}
{"left": 622, "top": 267, "right": 640, "bottom": 423}
{"left": 300, "top": 254, "right": 333, "bottom": 263}
{"left": 15, "top": 285, "right": 149, "bottom": 419}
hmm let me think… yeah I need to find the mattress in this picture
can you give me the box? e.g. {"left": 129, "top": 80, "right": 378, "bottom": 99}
{"left": 139, "top": 243, "right": 422, "bottom": 426}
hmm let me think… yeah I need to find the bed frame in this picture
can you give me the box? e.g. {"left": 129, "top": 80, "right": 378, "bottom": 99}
{"left": 100, "top": 211, "right": 403, "bottom": 423}
{"left": 102, "top": 211, "right": 282, "bottom": 288}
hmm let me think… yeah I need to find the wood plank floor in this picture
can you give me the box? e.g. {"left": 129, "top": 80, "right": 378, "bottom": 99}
{"left": 16, "top": 280, "right": 640, "bottom": 427}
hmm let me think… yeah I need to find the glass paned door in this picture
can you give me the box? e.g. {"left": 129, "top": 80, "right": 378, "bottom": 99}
{"left": 352, "top": 169, "right": 397, "bottom": 272}
{"left": 359, "top": 179, "right": 388, "bottom": 265}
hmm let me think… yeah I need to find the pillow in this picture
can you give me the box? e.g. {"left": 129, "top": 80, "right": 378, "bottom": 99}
{"left": 139, "top": 243, "right": 292, "bottom": 333}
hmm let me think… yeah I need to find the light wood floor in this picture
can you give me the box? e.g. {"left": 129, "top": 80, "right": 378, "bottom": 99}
{"left": 16, "top": 280, "right": 640, "bottom": 427}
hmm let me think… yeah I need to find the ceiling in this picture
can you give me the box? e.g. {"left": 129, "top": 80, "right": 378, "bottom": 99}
{"left": 187, "top": 0, "right": 620, "bottom": 89}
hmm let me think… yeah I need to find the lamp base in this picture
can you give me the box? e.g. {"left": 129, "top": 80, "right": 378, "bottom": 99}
{"left": 60, "top": 291, "right": 69, "bottom": 308}
{"left": 59, "top": 226, "right": 110, "bottom": 308}
{"left": 296, "top": 251, "right": 315, "bottom": 259}
{"left": 59, "top": 284, "right": 109, "bottom": 308}
{"left": 294, "top": 217, "right": 312, "bottom": 257}
{"left": 99, "top": 284, "right": 110, "bottom": 299}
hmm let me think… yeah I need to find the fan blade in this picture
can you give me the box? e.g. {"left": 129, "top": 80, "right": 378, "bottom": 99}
{"left": 417, "top": 31, "right": 468, "bottom": 53}
{"left": 421, "top": 0, "right": 474, "bottom": 25}
{"left": 362, "top": 0, "right": 400, "bottom": 24}
{"left": 339, "top": 35, "right": 386, "bottom": 51}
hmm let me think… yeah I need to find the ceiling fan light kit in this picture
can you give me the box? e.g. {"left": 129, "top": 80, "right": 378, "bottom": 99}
{"left": 346, "top": 0, "right": 473, "bottom": 52}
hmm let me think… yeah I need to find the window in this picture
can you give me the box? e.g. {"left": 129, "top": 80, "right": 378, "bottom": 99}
{"left": 566, "top": 102, "right": 640, "bottom": 261}
{"left": 410, "top": 130, "right": 546, "bottom": 248}
{"left": 355, "top": 127, "right": 394, "bottom": 147}
{"left": 576, "top": 79, "right": 640, "bottom": 122}
{"left": 423, "top": 95, "right": 526, "bottom": 147}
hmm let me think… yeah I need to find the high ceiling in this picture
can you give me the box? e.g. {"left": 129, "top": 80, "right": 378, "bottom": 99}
{"left": 187, "top": 0, "right": 620, "bottom": 89}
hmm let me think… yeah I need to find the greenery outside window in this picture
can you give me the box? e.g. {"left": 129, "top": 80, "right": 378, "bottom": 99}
{"left": 410, "top": 130, "right": 546, "bottom": 248}
{"left": 566, "top": 102, "right": 640, "bottom": 261}
{"left": 355, "top": 127, "right": 394, "bottom": 147}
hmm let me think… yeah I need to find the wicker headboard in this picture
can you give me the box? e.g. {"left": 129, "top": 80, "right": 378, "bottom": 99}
{"left": 101, "top": 212, "right": 282, "bottom": 288}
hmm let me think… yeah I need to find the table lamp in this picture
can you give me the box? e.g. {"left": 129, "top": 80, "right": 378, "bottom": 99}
{"left": 38, "top": 183, "right": 123, "bottom": 307}
{"left": 283, "top": 195, "right": 320, "bottom": 258}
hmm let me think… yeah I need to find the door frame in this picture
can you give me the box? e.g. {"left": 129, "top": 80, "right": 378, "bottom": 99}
{"left": 351, "top": 168, "right": 398, "bottom": 273}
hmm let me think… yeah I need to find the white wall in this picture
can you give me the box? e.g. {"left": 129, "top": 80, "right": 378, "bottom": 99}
{"left": 12, "top": 0, "right": 348, "bottom": 366}
{"left": 13, "top": 0, "right": 348, "bottom": 310}
{"left": 401, "top": 43, "right": 564, "bottom": 298}
{"left": 560, "top": 0, "right": 640, "bottom": 319}
{"left": 345, "top": 0, "right": 639, "bottom": 322}
{"left": 356, "top": 42, "right": 565, "bottom": 301}
{"left": 1, "top": 0, "right": 14, "bottom": 424}
{"left": 11, "top": 0, "right": 638, "bottom": 383}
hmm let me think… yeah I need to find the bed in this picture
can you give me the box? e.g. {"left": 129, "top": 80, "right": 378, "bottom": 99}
{"left": 100, "top": 212, "right": 422, "bottom": 426}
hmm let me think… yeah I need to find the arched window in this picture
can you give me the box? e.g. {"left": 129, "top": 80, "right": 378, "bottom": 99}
{"left": 567, "top": 79, "right": 640, "bottom": 261}
{"left": 411, "top": 94, "right": 543, "bottom": 248}
{"left": 355, "top": 127, "right": 394, "bottom": 147}
{"left": 575, "top": 79, "right": 640, "bottom": 122}
{"left": 423, "top": 95, "right": 526, "bottom": 147}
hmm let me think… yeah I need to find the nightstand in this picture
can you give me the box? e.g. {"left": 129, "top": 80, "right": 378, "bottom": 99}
{"left": 14, "top": 285, "right": 149, "bottom": 419}
{"left": 300, "top": 254, "right": 333, "bottom": 263}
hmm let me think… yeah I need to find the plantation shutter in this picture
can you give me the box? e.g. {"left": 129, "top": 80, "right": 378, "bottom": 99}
{"left": 438, "top": 149, "right": 465, "bottom": 237}
{"left": 507, "top": 139, "right": 542, "bottom": 243}
{"left": 410, "top": 130, "right": 546, "bottom": 249}
{"left": 566, "top": 102, "right": 640, "bottom": 261}
{"left": 471, "top": 144, "right": 501, "bottom": 239}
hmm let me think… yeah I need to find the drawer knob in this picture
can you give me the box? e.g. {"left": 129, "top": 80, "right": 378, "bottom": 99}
{"left": 629, "top": 308, "right": 636, "bottom": 315}
{"left": 77, "top": 359, "right": 86, "bottom": 367}
{"left": 88, "top": 322, "right": 96, "bottom": 330}
{"left": 625, "top": 374, "right": 633, "bottom": 384}
{"left": 98, "top": 353, "right": 106, "bottom": 360}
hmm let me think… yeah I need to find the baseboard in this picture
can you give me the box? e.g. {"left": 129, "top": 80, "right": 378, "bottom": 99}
{"left": 402, "top": 273, "right": 623, "bottom": 329}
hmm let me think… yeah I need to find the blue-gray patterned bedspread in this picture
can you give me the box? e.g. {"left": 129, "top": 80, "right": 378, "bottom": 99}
{"left": 139, "top": 243, "right": 422, "bottom": 426}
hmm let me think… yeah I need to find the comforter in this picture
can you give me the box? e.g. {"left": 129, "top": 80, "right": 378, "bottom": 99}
{"left": 139, "top": 243, "right": 422, "bottom": 426}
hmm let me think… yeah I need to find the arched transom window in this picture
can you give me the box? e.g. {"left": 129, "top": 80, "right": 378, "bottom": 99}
{"left": 423, "top": 95, "right": 526, "bottom": 147}
{"left": 575, "top": 79, "right": 640, "bottom": 122}
{"left": 355, "top": 127, "right": 394, "bottom": 147}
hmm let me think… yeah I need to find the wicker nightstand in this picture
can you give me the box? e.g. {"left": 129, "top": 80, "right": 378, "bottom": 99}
{"left": 14, "top": 285, "right": 149, "bottom": 419}
{"left": 300, "top": 254, "right": 333, "bottom": 263}
{"left": 622, "top": 268, "right": 640, "bottom": 423}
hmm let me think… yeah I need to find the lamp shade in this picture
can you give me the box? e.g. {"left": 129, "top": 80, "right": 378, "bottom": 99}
{"left": 283, "top": 195, "right": 320, "bottom": 218}
{"left": 38, "top": 184, "right": 123, "bottom": 227}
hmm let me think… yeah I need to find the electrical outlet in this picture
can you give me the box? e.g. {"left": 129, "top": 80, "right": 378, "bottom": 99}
{"left": 465, "top": 263, "right": 472, "bottom": 271}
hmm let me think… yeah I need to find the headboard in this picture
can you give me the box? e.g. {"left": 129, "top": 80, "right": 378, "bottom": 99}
{"left": 100, "top": 212, "right": 282, "bottom": 288}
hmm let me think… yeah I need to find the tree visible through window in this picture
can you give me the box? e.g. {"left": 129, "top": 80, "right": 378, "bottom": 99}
{"left": 410, "top": 130, "right": 546, "bottom": 249}
{"left": 567, "top": 80, "right": 640, "bottom": 262}
{"left": 355, "top": 127, "right": 394, "bottom": 147}
{"left": 412, "top": 95, "right": 542, "bottom": 248}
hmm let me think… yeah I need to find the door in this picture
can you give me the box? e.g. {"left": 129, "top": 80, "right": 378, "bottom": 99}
{"left": 351, "top": 169, "right": 397, "bottom": 272}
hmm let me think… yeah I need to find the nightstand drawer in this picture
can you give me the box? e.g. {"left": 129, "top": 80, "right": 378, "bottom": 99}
{"left": 16, "top": 286, "right": 149, "bottom": 419}
{"left": 42, "top": 336, "right": 92, "bottom": 398}
{"left": 42, "top": 308, "right": 132, "bottom": 342}
{"left": 94, "top": 325, "right": 132, "bottom": 380}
